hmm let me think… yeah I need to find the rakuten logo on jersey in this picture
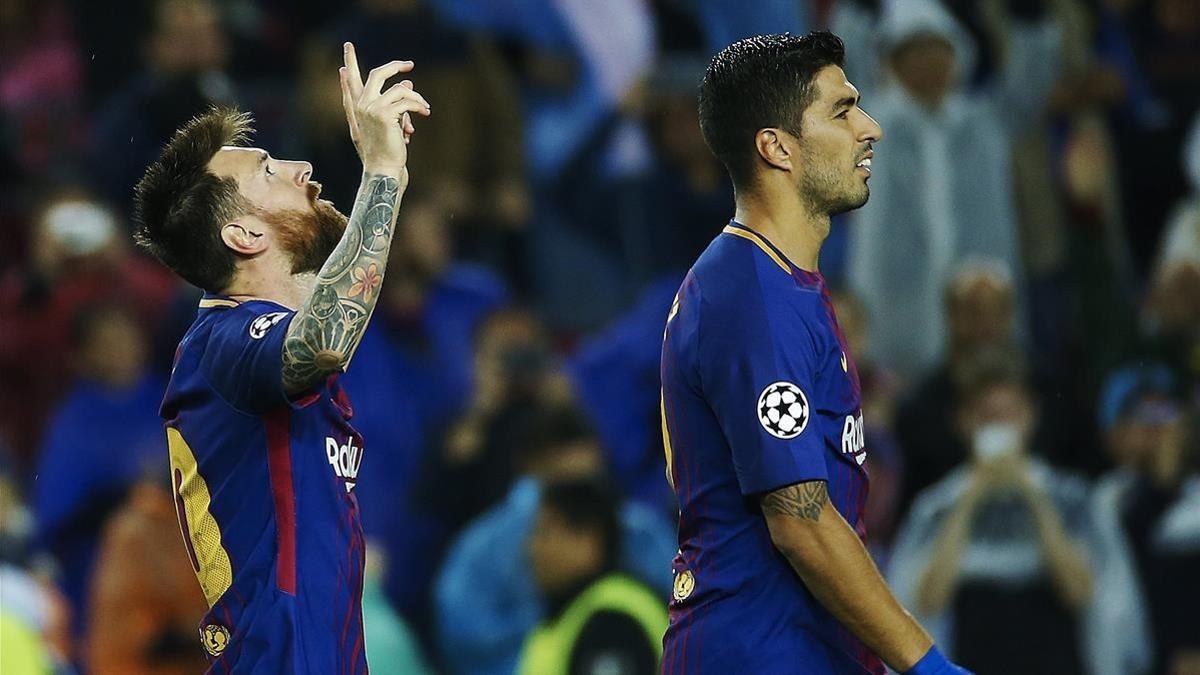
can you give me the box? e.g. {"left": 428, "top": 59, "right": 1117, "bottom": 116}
{"left": 841, "top": 413, "right": 867, "bottom": 465}
{"left": 325, "top": 436, "right": 363, "bottom": 493}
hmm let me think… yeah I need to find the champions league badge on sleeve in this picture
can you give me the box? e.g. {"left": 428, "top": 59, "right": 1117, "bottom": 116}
{"left": 249, "top": 312, "right": 289, "bottom": 339}
{"left": 757, "top": 382, "right": 810, "bottom": 440}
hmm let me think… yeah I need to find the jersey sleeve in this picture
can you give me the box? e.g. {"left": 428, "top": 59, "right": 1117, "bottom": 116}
{"left": 698, "top": 283, "right": 830, "bottom": 495}
{"left": 199, "top": 306, "right": 296, "bottom": 413}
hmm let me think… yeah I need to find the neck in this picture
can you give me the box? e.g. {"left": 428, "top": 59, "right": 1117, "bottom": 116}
{"left": 222, "top": 266, "right": 317, "bottom": 311}
{"left": 733, "top": 185, "right": 829, "bottom": 272}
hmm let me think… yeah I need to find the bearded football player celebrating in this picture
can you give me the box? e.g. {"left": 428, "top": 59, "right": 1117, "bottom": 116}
{"left": 132, "top": 43, "right": 429, "bottom": 673}
{"left": 660, "top": 33, "right": 971, "bottom": 674}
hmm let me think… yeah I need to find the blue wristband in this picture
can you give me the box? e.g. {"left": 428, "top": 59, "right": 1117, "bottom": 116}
{"left": 904, "top": 645, "right": 969, "bottom": 675}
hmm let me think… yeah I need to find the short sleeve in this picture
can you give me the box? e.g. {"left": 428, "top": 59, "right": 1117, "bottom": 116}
{"left": 698, "top": 286, "right": 829, "bottom": 495}
{"left": 200, "top": 306, "right": 295, "bottom": 412}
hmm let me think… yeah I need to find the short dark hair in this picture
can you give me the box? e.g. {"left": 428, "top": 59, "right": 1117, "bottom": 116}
{"left": 698, "top": 31, "right": 845, "bottom": 188}
{"left": 133, "top": 108, "right": 253, "bottom": 292}
{"left": 540, "top": 478, "right": 621, "bottom": 573}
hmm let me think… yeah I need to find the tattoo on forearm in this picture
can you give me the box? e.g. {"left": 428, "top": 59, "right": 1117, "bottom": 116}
{"left": 282, "top": 174, "right": 400, "bottom": 392}
{"left": 762, "top": 481, "right": 829, "bottom": 521}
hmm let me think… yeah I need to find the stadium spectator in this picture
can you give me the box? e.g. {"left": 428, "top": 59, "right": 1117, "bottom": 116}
{"left": 831, "top": 289, "right": 905, "bottom": 561}
{"left": 422, "top": 306, "right": 566, "bottom": 529}
{"left": 1143, "top": 113, "right": 1200, "bottom": 386}
{"left": 339, "top": 194, "right": 507, "bottom": 623}
{"left": 84, "top": 478, "right": 209, "bottom": 675}
{"left": 1154, "top": 111, "right": 1200, "bottom": 274}
{"left": 31, "top": 303, "right": 167, "bottom": 629}
{"left": 1091, "top": 364, "right": 1200, "bottom": 675}
{"left": 894, "top": 260, "right": 1016, "bottom": 509}
{"left": 566, "top": 276, "right": 680, "bottom": 511}
{"left": 847, "top": 0, "right": 1060, "bottom": 376}
{"left": 360, "top": 547, "right": 435, "bottom": 675}
{"left": 89, "top": 0, "right": 239, "bottom": 208}
{"left": 0, "top": 460, "right": 74, "bottom": 673}
{"left": 0, "top": 192, "right": 173, "bottom": 468}
{"left": 1104, "top": 0, "right": 1200, "bottom": 276}
{"left": 517, "top": 478, "right": 667, "bottom": 675}
{"left": 0, "top": 0, "right": 87, "bottom": 181}
{"left": 0, "top": 611, "right": 52, "bottom": 675}
{"left": 434, "top": 405, "right": 674, "bottom": 675}
{"left": 638, "top": 55, "right": 732, "bottom": 281}
{"left": 889, "top": 346, "right": 1095, "bottom": 675}
{"left": 0, "top": 454, "right": 34, "bottom": 565}
{"left": 327, "top": 1, "right": 530, "bottom": 245}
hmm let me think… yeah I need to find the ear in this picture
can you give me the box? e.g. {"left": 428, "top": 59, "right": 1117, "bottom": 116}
{"left": 220, "top": 219, "right": 268, "bottom": 256}
{"left": 755, "top": 128, "right": 794, "bottom": 172}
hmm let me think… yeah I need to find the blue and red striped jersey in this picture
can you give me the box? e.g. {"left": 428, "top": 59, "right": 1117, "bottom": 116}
{"left": 660, "top": 221, "right": 884, "bottom": 674}
{"left": 161, "top": 295, "right": 367, "bottom": 674}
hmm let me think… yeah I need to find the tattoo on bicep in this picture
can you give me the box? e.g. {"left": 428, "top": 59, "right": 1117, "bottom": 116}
{"left": 761, "top": 481, "right": 829, "bottom": 521}
{"left": 282, "top": 174, "right": 399, "bottom": 392}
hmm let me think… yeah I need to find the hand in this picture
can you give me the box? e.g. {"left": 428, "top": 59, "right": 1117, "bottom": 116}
{"left": 339, "top": 42, "right": 431, "bottom": 180}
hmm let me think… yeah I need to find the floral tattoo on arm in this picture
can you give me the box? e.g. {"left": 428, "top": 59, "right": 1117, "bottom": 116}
{"left": 282, "top": 173, "right": 400, "bottom": 393}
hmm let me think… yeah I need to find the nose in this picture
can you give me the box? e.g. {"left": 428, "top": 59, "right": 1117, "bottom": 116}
{"left": 284, "top": 160, "right": 313, "bottom": 187}
{"left": 859, "top": 109, "right": 883, "bottom": 143}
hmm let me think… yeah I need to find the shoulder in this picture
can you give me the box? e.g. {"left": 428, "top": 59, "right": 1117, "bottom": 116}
{"left": 196, "top": 299, "right": 292, "bottom": 344}
{"left": 693, "top": 238, "right": 824, "bottom": 332}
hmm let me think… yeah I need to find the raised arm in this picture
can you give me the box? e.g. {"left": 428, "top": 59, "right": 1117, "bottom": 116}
{"left": 282, "top": 43, "right": 430, "bottom": 394}
{"left": 761, "top": 480, "right": 958, "bottom": 674}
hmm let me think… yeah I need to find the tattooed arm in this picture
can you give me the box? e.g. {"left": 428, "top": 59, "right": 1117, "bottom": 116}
{"left": 281, "top": 173, "right": 401, "bottom": 394}
{"left": 761, "top": 480, "right": 934, "bottom": 672}
{"left": 280, "top": 43, "right": 431, "bottom": 395}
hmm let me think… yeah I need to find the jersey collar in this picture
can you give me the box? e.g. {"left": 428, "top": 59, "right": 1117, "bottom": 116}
{"left": 722, "top": 221, "right": 824, "bottom": 287}
{"left": 198, "top": 294, "right": 240, "bottom": 309}
{"left": 198, "top": 293, "right": 280, "bottom": 309}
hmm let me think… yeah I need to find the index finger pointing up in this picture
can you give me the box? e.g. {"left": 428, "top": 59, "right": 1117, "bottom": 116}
{"left": 343, "top": 42, "right": 364, "bottom": 100}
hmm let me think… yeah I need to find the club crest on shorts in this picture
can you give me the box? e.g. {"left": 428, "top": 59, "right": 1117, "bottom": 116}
{"left": 249, "top": 312, "right": 288, "bottom": 339}
{"left": 757, "top": 381, "right": 809, "bottom": 439}
{"left": 200, "top": 623, "right": 230, "bottom": 657}
{"left": 673, "top": 569, "right": 696, "bottom": 602}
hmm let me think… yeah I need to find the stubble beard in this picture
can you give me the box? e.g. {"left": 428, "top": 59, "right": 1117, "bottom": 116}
{"left": 796, "top": 139, "right": 872, "bottom": 216}
{"left": 799, "top": 161, "right": 870, "bottom": 217}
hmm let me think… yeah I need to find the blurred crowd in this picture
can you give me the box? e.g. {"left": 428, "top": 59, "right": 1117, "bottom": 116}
{"left": 0, "top": 0, "right": 1197, "bottom": 673}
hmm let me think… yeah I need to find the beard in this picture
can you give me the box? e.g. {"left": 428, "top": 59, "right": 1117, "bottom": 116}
{"left": 261, "top": 198, "right": 350, "bottom": 275}
{"left": 797, "top": 142, "right": 872, "bottom": 216}
{"left": 799, "top": 163, "right": 870, "bottom": 216}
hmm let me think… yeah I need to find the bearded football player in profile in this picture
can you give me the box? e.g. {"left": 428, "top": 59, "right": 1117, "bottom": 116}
{"left": 133, "top": 42, "right": 428, "bottom": 673}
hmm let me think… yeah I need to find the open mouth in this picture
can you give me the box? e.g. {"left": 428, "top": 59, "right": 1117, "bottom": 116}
{"left": 855, "top": 154, "right": 873, "bottom": 176}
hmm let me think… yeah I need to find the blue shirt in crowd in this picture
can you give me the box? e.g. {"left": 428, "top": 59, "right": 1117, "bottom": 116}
{"left": 434, "top": 477, "right": 675, "bottom": 675}
{"left": 340, "top": 262, "right": 507, "bottom": 618}
{"left": 33, "top": 373, "right": 166, "bottom": 622}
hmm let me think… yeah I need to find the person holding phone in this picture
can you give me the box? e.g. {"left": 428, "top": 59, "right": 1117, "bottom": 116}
{"left": 888, "top": 346, "right": 1095, "bottom": 675}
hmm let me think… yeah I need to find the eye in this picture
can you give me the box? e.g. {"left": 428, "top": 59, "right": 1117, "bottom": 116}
{"left": 836, "top": 110, "right": 849, "bottom": 120}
